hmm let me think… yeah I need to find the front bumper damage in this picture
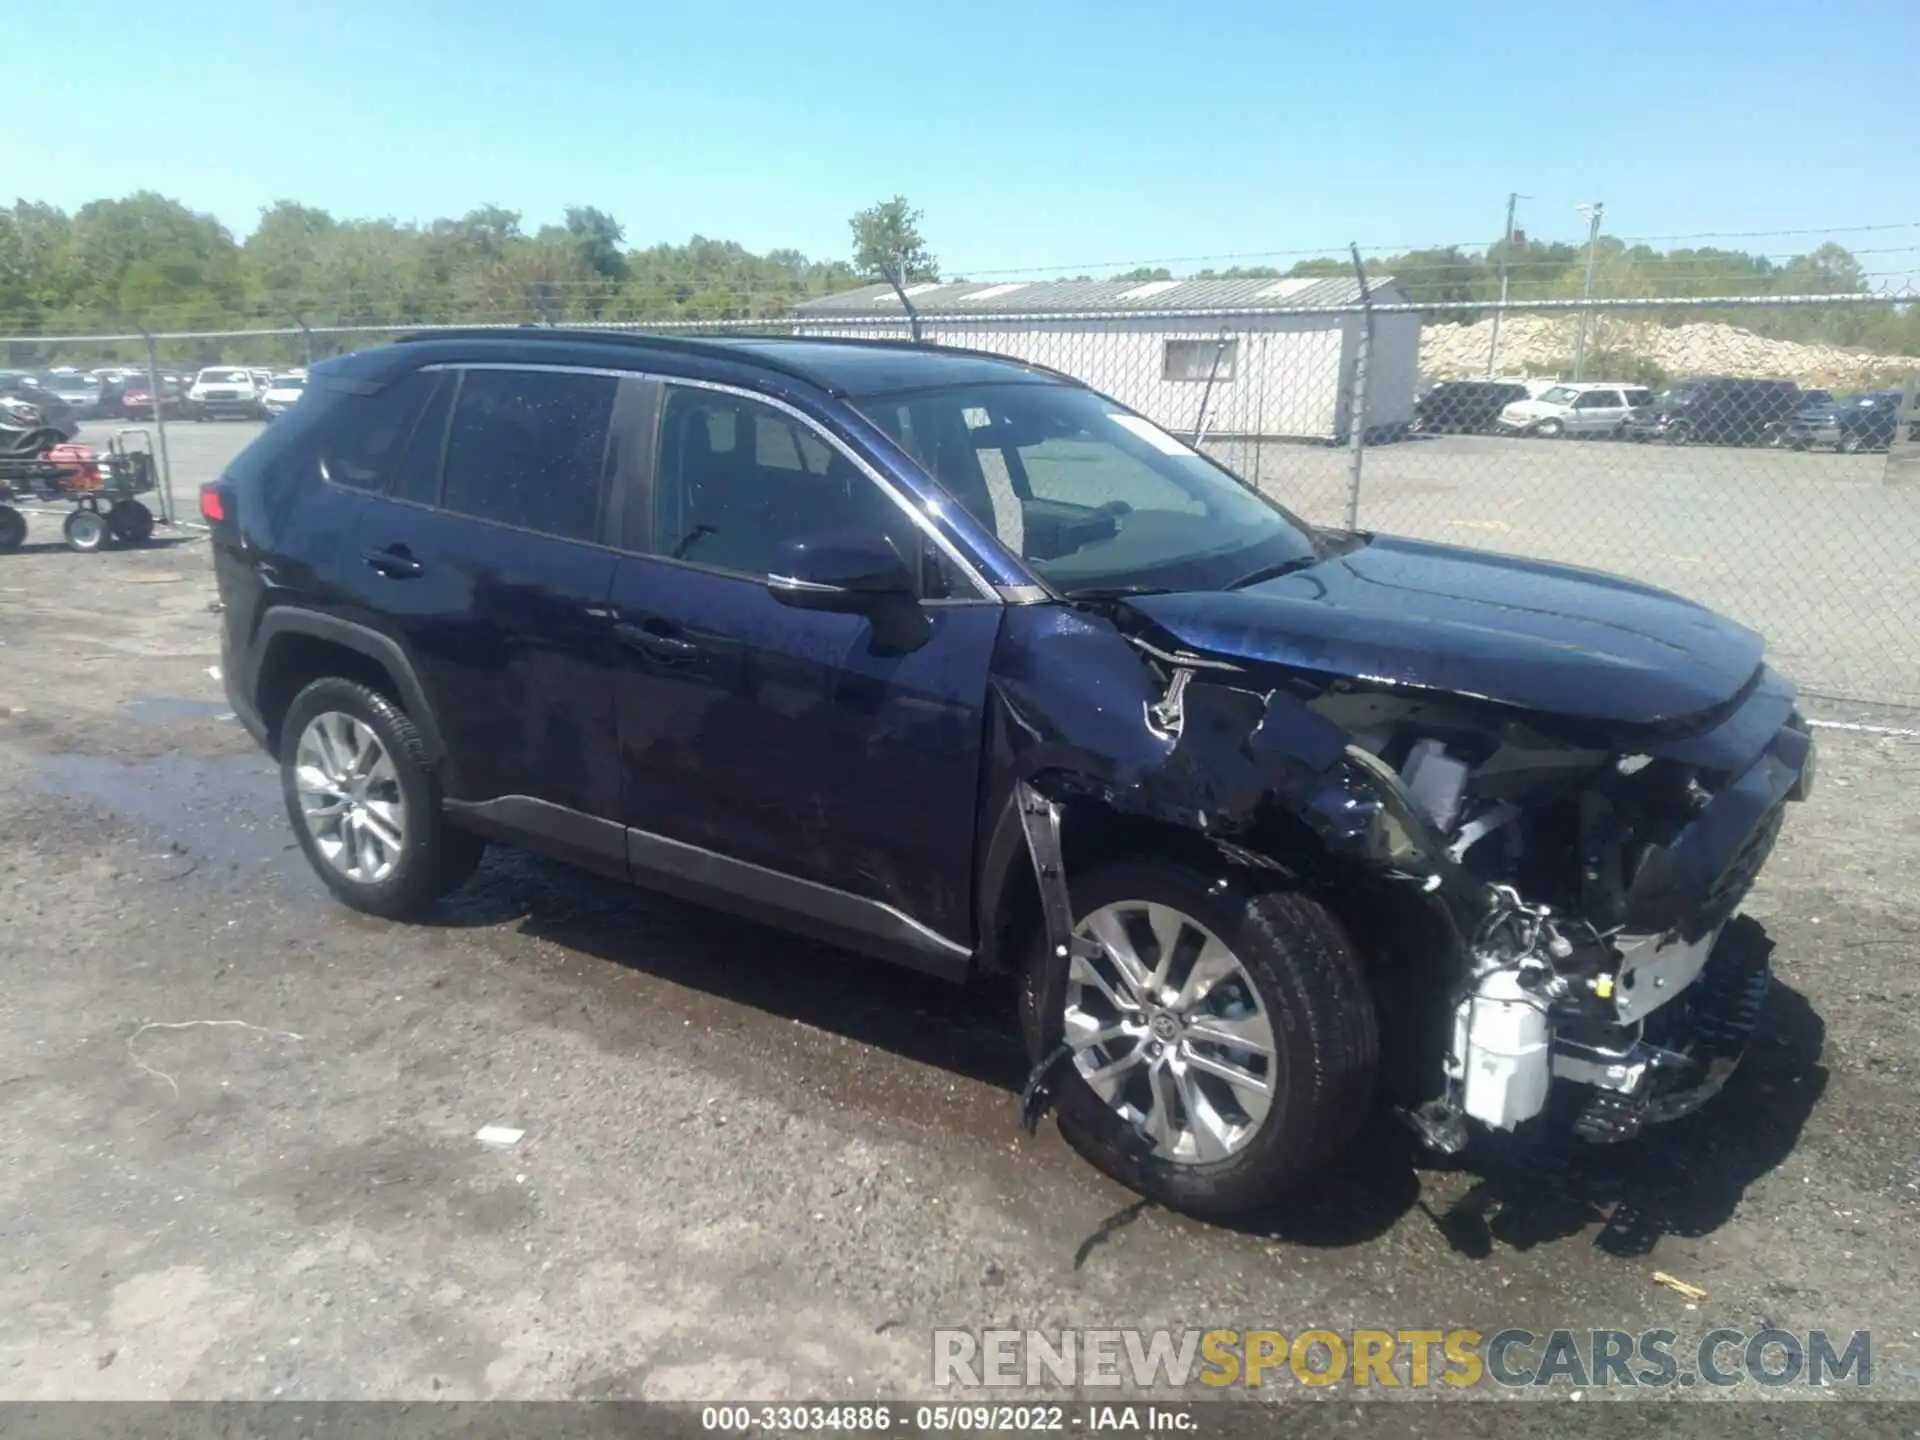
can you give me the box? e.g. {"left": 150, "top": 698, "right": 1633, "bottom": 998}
{"left": 992, "top": 601, "right": 1813, "bottom": 1155}
{"left": 1398, "top": 689, "right": 1809, "bottom": 1153}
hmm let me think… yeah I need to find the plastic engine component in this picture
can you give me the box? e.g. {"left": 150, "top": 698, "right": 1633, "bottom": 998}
{"left": 1402, "top": 739, "right": 1471, "bottom": 833}
{"left": 1451, "top": 968, "right": 1552, "bottom": 1129}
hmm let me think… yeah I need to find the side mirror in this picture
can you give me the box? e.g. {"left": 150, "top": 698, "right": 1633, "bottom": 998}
{"left": 766, "top": 534, "right": 915, "bottom": 613}
{"left": 766, "top": 534, "right": 929, "bottom": 653}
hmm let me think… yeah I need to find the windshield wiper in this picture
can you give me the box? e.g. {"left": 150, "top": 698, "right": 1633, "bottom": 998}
{"left": 1224, "top": 556, "right": 1321, "bottom": 590}
{"left": 1062, "top": 584, "right": 1176, "bottom": 600}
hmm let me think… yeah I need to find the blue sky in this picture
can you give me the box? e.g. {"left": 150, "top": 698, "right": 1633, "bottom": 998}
{"left": 7, "top": 0, "right": 1916, "bottom": 280}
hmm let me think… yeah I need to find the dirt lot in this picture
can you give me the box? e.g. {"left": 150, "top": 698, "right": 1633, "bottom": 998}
{"left": 2, "top": 487, "right": 1919, "bottom": 1412}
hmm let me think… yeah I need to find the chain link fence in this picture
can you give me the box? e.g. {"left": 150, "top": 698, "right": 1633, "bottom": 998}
{"left": 788, "top": 293, "right": 1920, "bottom": 716}
{"left": 6, "top": 293, "right": 1918, "bottom": 715}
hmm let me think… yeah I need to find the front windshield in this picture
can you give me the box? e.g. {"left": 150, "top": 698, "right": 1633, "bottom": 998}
{"left": 274, "top": 376, "right": 306, "bottom": 390}
{"left": 1539, "top": 385, "right": 1578, "bottom": 405}
{"left": 200, "top": 369, "right": 248, "bottom": 383}
{"left": 855, "top": 382, "right": 1319, "bottom": 594}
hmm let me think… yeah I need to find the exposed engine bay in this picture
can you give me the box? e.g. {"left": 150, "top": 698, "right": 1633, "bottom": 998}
{"left": 1002, "top": 587, "right": 1816, "bottom": 1154}
{"left": 1318, "top": 680, "right": 1806, "bottom": 1148}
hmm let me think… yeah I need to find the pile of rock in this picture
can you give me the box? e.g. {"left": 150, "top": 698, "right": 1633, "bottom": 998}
{"left": 1421, "top": 313, "right": 1920, "bottom": 390}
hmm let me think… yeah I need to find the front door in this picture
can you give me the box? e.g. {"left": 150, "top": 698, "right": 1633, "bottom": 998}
{"left": 1569, "top": 388, "right": 1627, "bottom": 435}
{"left": 606, "top": 382, "right": 1003, "bottom": 957}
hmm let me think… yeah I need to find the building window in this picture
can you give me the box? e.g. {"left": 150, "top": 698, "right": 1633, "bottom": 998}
{"left": 1163, "top": 338, "right": 1237, "bottom": 382}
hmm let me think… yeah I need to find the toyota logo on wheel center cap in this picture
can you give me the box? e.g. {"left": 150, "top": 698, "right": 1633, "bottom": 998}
{"left": 1150, "top": 1012, "right": 1180, "bottom": 1041}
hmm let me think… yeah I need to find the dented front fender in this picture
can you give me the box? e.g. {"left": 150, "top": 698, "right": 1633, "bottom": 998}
{"left": 973, "top": 605, "right": 1489, "bottom": 966}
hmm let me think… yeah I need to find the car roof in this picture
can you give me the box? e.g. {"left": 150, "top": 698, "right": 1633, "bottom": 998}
{"left": 383, "top": 329, "right": 1076, "bottom": 398}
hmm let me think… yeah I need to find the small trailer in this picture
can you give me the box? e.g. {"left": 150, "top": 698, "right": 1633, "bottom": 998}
{"left": 0, "top": 431, "right": 162, "bottom": 554}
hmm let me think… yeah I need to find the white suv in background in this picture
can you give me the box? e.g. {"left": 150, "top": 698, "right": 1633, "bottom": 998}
{"left": 1497, "top": 382, "right": 1654, "bottom": 438}
{"left": 260, "top": 372, "right": 308, "bottom": 420}
{"left": 188, "top": 367, "right": 266, "bottom": 421}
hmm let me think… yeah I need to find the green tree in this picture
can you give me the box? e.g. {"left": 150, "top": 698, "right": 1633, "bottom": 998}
{"left": 561, "top": 206, "right": 627, "bottom": 281}
{"left": 849, "top": 195, "right": 939, "bottom": 303}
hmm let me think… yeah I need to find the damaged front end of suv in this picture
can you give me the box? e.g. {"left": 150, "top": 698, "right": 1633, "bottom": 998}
{"left": 986, "top": 534, "right": 1814, "bottom": 1179}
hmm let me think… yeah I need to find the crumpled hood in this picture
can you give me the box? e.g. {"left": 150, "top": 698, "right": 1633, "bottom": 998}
{"left": 1122, "top": 535, "right": 1765, "bottom": 729}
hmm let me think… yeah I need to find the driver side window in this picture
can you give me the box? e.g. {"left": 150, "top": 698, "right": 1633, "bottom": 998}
{"left": 649, "top": 386, "right": 956, "bottom": 596}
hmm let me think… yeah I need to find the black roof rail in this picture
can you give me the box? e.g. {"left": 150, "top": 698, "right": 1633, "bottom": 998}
{"left": 753, "top": 331, "right": 1088, "bottom": 388}
{"left": 391, "top": 327, "right": 845, "bottom": 389}
{"left": 388, "top": 325, "right": 1083, "bottom": 392}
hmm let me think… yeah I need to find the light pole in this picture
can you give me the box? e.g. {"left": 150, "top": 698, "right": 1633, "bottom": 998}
{"left": 1485, "top": 192, "right": 1530, "bottom": 377}
{"left": 1572, "top": 201, "right": 1604, "bottom": 380}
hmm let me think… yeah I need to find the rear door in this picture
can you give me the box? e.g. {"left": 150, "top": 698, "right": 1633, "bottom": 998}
{"left": 338, "top": 363, "right": 640, "bottom": 837}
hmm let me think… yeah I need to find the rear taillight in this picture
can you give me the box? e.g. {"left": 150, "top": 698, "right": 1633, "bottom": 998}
{"left": 199, "top": 482, "right": 228, "bottom": 523}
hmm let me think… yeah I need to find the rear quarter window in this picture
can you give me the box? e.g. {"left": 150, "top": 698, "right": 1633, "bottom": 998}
{"left": 315, "top": 370, "right": 452, "bottom": 498}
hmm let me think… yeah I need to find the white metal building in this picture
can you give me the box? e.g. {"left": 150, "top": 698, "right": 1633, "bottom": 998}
{"left": 791, "top": 276, "right": 1421, "bottom": 442}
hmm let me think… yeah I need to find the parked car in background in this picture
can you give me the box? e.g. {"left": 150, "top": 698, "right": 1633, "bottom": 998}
{"left": 36, "top": 372, "right": 105, "bottom": 419}
{"left": 1623, "top": 377, "right": 1802, "bottom": 446}
{"left": 260, "top": 373, "right": 308, "bottom": 419}
{"left": 1497, "top": 382, "right": 1654, "bottom": 439}
{"left": 1762, "top": 391, "right": 1833, "bottom": 446}
{"left": 0, "top": 373, "right": 81, "bottom": 439}
{"left": 188, "top": 367, "right": 266, "bottom": 420}
{"left": 1777, "top": 389, "right": 1905, "bottom": 453}
{"left": 1412, "top": 380, "right": 1530, "bottom": 434}
{"left": 119, "top": 377, "right": 191, "bottom": 420}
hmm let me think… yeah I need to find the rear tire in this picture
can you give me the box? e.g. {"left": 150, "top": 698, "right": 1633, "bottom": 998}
{"left": 279, "top": 678, "right": 485, "bottom": 919}
{"left": 107, "top": 499, "right": 155, "bottom": 544}
{"left": 1020, "top": 857, "right": 1378, "bottom": 1218}
{"left": 0, "top": 505, "right": 25, "bottom": 553}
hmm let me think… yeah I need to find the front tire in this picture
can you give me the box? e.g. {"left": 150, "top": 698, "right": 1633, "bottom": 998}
{"left": 1534, "top": 419, "right": 1564, "bottom": 439}
{"left": 279, "top": 678, "right": 485, "bottom": 919}
{"left": 1020, "top": 857, "right": 1377, "bottom": 1218}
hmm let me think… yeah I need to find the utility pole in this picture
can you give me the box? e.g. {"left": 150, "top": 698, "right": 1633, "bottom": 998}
{"left": 1485, "top": 192, "right": 1529, "bottom": 377}
{"left": 1572, "top": 201, "right": 1605, "bottom": 380}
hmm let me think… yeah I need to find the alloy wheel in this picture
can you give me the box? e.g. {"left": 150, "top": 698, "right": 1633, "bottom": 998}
{"left": 1064, "top": 901, "right": 1278, "bottom": 1164}
{"left": 293, "top": 710, "right": 408, "bottom": 884}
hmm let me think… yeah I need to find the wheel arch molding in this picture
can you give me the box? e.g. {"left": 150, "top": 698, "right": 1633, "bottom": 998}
{"left": 250, "top": 609, "right": 448, "bottom": 762}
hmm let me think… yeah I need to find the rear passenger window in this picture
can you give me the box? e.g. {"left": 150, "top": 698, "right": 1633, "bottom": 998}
{"left": 440, "top": 369, "right": 617, "bottom": 543}
{"left": 319, "top": 370, "right": 443, "bottom": 494}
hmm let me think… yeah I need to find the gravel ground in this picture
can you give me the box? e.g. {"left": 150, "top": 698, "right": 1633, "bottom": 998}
{"left": 1, "top": 464, "right": 1918, "bottom": 1414}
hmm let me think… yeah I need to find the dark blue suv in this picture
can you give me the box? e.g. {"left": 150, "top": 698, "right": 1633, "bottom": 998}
{"left": 207, "top": 332, "right": 1814, "bottom": 1216}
